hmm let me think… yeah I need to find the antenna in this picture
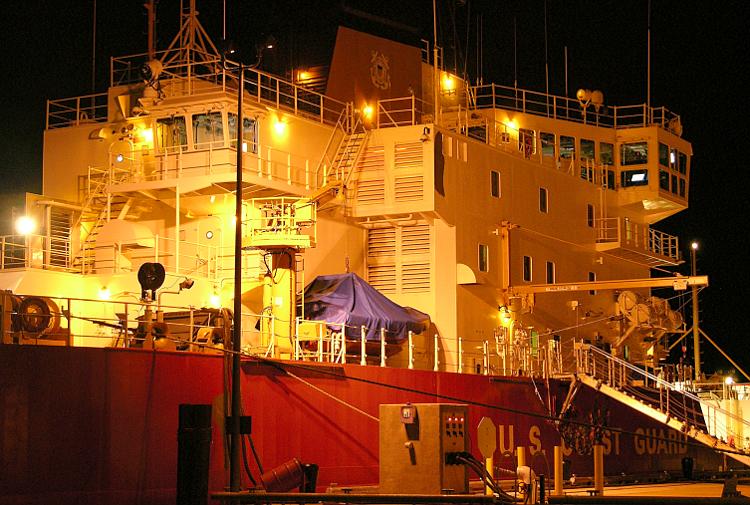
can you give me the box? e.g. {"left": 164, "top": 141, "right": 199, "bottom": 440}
{"left": 647, "top": 0, "right": 652, "bottom": 124}
{"left": 544, "top": 0, "right": 550, "bottom": 116}
{"left": 513, "top": 16, "right": 517, "bottom": 90}
{"left": 433, "top": 0, "right": 440, "bottom": 124}
{"left": 91, "top": 0, "right": 96, "bottom": 93}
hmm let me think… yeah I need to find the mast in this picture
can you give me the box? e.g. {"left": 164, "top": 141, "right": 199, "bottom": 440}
{"left": 146, "top": 0, "right": 156, "bottom": 59}
{"left": 646, "top": 0, "right": 651, "bottom": 124}
{"left": 433, "top": 0, "right": 440, "bottom": 125}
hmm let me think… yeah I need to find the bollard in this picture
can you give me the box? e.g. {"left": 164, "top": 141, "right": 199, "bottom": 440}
{"left": 177, "top": 404, "right": 212, "bottom": 505}
{"left": 517, "top": 446, "right": 526, "bottom": 468}
{"left": 554, "top": 445, "right": 564, "bottom": 496}
{"left": 593, "top": 444, "right": 604, "bottom": 495}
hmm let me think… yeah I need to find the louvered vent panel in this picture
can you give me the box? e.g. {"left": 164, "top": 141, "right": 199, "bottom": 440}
{"left": 357, "top": 145, "right": 385, "bottom": 171}
{"left": 368, "top": 264, "right": 397, "bottom": 293}
{"left": 357, "top": 179, "right": 385, "bottom": 205}
{"left": 394, "top": 142, "right": 423, "bottom": 170}
{"left": 402, "top": 262, "right": 431, "bottom": 292}
{"left": 367, "top": 228, "right": 396, "bottom": 257}
{"left": 401, "top": 225, "right": 430, "bottom": 254}
{"left": 395, "top": 175, "right": 424, "bottom": 202}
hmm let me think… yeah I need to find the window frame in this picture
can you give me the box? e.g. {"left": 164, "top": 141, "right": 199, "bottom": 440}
{"left": 490, "top": 170, "right": 501, "bottom": 198}
{"left": 539, "top": 187, "right": 549, "bottom": 214}
{"left": 546, "top": 261, "right": 556, "bottom": 284}
{"left": 523, "top": 255, "right": 533, "bottom": 282}
{"left": 478, "top": 244, "right": 489, "bottom": 272}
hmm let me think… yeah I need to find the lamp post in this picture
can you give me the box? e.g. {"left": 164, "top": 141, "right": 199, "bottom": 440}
{"left": 225, "top": 37, "right": 274, "bottom": 493}
{"left": 690, "top": 241, "right": 700, "bottom": 382}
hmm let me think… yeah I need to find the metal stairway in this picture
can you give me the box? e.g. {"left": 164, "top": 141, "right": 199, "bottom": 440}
{"left": 574, "top": 342, "right": 750, "bottom": 467}
{"left": 71, "top": 168, "right": 134, "bottom": 273}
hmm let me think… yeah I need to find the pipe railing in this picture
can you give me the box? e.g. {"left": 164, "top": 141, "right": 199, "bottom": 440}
{"left": 575, "top": 343, "right": 750, "bottom": 449}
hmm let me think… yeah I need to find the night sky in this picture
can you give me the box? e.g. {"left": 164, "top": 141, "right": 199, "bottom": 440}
{"left": 2, "top": 1, "right": 748, "bottom": 374}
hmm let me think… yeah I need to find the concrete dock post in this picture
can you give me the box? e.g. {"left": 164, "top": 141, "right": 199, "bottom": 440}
{"left": 553, "top": 445, "right": 563, "bottom": 496}
{"left": 516, "top": 446, "right": 526, "bottom": 468}
{"left": 593, "top": 444, "right": 604, "bottom": 495}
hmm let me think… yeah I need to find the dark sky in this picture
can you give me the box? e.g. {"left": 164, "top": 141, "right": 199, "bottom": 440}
{"left": 2, "top": 0, "right": 749, "bottom": 375}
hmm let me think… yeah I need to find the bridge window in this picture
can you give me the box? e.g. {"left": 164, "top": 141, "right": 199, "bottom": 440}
{"left": 193, "top": 112, "right": 224, "bottom": 149}
{"left": 600, "top": 142, "right": 614, "bottom": 165}
{"left": 581, "top": 139, "right": 595, "bottom": 160}
{"left": 621, "top": 169, "right": 648, "bottom": 187}
{"left": 479, "top": 244, "right": 489, "bottom": 272}
{"left": 659, "top": 170, "right": 670, "bottom": 191}
{"left": 621, "top": 141, "right": 648, "bottom": 165}
{"left": 228, "top": 113, "right": 258, "bottom": 153}
{"left": 541, "top": 132, "right": 555, "bottom": 158}
{"left": 490, "top": 170, "right": 501, "bottom": 198}
{"left": 560, "top": 135, "right": 575, "bottom": 159}
{"left": 156, "top": 115, "right": 187, "bottom": 151}
{"left": 519, "top": 128, "right": 536, "bottom": 158}
{"left": 678, "top": 152, "right": 688, "bottom": 174}
{"left": 659, "top": 142, "right": 669, "bottom": 167}
{"left": 523, "top": 256, "right": 533, "bottom": 282}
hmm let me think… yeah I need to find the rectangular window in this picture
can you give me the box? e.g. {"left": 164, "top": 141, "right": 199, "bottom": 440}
{"left": 156, "top": 115, "right": 188, "bottom": 151}
{"left": 678, "top": 152, "right": 688, "bottom": 174}
{"left": 659, "top": 170, "right": 670, "bottom": 191}
{"left": 519, "top": 128, "right": 536, "bottom": 154}
{"left": 679, "top": 178, "right": 686, "bottom": 197}
{"left": 621, "top": 169, "right": 649, "bottom": 187}
{"left": 671, "top": 174, "right": 678, "bottom": 194}
{"left": 560, "top": 135, "right": 575, "bottom": 159}
{"left": 580, "top": 139, "right": 595, "bottom": 160}
{"left": 587, "top": 204, "right": 594, "bottom": 228}
{"left": 588, "top": 271, "right": 597, "bottom": 295}
{"left": 479, "top": 244, "right": 489, "bottom": 272}
{"left": 228, "top": 113, "right": 258, "bottom": 153}
{"left": 606, "top": 170, "right": 615, "bottom": 190}
{"left": 539, "top": 187, "right": 548, "bottom": 213}
{"left": 600, "top": 142, "right": 614, "bottom": 165}
{"left": 541, "top": 132, "right": 555, "bottom": 158}
{"left": 193, "top": 112, "right": 224, "bottom": 149}
{"left": 658, "top": 142, "right": 669, "bottom": 167}
{"left": 523, "top": 256, "right": 532, "bottom": 282}
{"left": 621, "top": 141, "right": 648, "bottom": 165}
{"left": 490, "top": 170, "right": 501, "bottom": 198}
{"left": 546, "top": 261, "right": 556, "bottom": 284}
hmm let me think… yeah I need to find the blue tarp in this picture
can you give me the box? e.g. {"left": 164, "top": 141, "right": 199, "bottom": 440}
{"left": 302, "top": 273, "right": 430, "bottom": 342}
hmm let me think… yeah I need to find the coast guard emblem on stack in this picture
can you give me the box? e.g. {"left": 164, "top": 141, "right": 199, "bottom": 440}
{"left": 370, "top": 50, "right": 391, "bottom": 90}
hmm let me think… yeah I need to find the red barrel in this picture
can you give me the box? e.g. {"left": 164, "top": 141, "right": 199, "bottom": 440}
{"left": 260, "top": 458, "right": 305, "bottom": 492}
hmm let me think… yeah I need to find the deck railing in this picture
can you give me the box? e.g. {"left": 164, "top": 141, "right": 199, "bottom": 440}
{"left": 575, "top": 343, "right": 750, "bottom": 451}
{"left": 594, "top": 217, "right": 680, "bottom": 262}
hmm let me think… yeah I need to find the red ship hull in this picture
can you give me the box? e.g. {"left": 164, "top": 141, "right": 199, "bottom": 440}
{"left": 0, "top": 346, "right": 725, "bottom": 505}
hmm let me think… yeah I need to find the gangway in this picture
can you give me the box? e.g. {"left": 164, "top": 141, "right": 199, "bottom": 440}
{"left": 573, "top": 343, "right": 750, "bottom": 467}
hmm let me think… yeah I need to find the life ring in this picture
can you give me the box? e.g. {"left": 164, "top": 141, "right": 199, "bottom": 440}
{"left": 19, "top": 297, "right": 60, "bottom": 335}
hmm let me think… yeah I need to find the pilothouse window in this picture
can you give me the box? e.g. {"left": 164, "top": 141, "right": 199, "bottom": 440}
{"left": 621, "top": 142, "right": 648, "bottom": 165}
{"left": 193, "top": 112, "right": 224, "bottom": 149}
{"left": 541, "top": 132, "right": 555, "bottom": 158}
{"left": 228, "top": 113, "right": 258, "bottom": 153}
{"left": 560, "top": 136, "right": 575, "bottom": 159}
{"left": 156, "top": 116, "right": 187, "bottom": 151}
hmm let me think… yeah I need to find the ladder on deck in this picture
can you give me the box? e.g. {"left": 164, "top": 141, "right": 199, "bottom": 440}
{"left": 574, "top": 343, "right": 750, "bottom": 467}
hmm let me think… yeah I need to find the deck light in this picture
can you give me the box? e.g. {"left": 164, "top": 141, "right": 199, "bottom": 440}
{"left": 362, "top": 104, "right": 374, "bottom": 121}
{"left": 725, "top": 376, "right": 734, "bottom": 385}
{"left": 98, "top": 286, "right": 111, "bottom": 300}
{"left": 691, "top": 241, "right": 699, "bottom": 250}
{"left": 14, "top": 216, "right": 36, "bottom": 235}
{"left": 273, "top": 117, "right": 287, "bottom": 136}
{"left": 441, "top": 72, "right": 456, "bottom": 92}
{"left": 209, "top": 292, "right": 221, "bottom": 308}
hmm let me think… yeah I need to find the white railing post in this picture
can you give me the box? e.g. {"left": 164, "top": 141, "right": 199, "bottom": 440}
{"left": 457, "top": 337, "right": 463, "bottom": 373}
{"left": 269, "top": 314, "right": 277, "bottom": 357}
{"left": 408, "top": 331, "right": 414, "bottom": 370}
{"left": 380, "top": 328, "right": 386, "bottom": 367}
{"left": 433, "top": 334, "right": 439, "bottom": 372}
{"left": 340, "top": 329, "right": 347, "bottom": 364}
{"left": 294, "top": 317, "right": 300, "bottom": 360}
{"left": 318, "top": 324, "right": 324, "bottom": 362}
{"left": 483, "top": 340, "right": 489, "bottom": 375}
{"left": 360, "top": 325, "right": 367, "bottom": 366}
